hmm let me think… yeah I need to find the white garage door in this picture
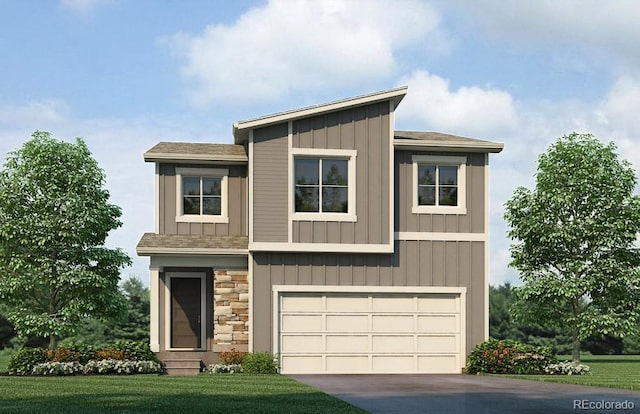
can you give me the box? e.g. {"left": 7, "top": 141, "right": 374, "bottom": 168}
{"left": 277, "top": 291, "right": 465, "bottom": 374}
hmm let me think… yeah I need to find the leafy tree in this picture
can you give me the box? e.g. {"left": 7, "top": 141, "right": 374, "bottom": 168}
{"left": 0, "top": 131, "right": 131, "bottom": 348}
{"left": 504, "top": 133, "right": 640, "bottom": 362}
{"left": 108, "top": 277, "right": 150, "bottom": 342}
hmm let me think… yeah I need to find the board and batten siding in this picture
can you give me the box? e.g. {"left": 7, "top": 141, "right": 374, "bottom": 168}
{"left": 157, "top": 163, "right": 248, "bottom": 236}
{"left": 291, "top": 102, "right": 391, "bottom": 245}
{"left": 395, "top": 151, "right": 486, "bottom": 233}
{"left": 252, "top": 123, "right": 290, "bottom": 242}
{"left": 251, "top": 239, "right": 485, "bottom": 357}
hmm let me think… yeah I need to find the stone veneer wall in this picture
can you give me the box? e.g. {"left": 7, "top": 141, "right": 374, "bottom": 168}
{"left": 213, "top": 270, "right": 249, "bottom": 347}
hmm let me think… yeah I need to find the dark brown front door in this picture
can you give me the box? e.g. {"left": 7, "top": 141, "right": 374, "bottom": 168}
{"left": 171, "top": 277, "right": 202, "bottom": 348}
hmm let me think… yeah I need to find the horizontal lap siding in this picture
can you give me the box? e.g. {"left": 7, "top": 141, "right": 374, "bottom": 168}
{"left": 252, "top": 240, "right": 484, "bottom": 356}
{"left": 158, "top": 163, "right": 247, "bottom": 236}
{"left": 395, "top": 151, "right": 485, "bottom": 233}
{"left": 253, "top": 123, "right": 289, "bottom": 242}
{"left": 292, "top": 103, "right": 390, "bottom": 245}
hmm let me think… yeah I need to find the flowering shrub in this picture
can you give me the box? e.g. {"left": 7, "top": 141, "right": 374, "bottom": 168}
{"left": 44, "top": 346, "right": 81, "bottom": 363}
{"left": 207, "top": 363, "right": 243, "bottom": 374}
{"left": 83, "top": 359, "right": 162, "bottom": 375}
{"left": 96, "top": 348, "right": 126, "bottom": 360}
{"left": 219, "top": 347, "right": 246, "bottom": 365}
{"left": 32, "top": 362, "right": 83, "bottom": 376}
{"left": 466, "top": 339, "right": 556, "bottom": 374}
{"left": 544, "top": 361, "right": 591, "bottom": 375}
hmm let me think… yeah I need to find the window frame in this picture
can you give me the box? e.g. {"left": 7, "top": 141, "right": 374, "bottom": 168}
{"left": 175, "top": 167, "right": 229, "bottom": 223}
{"left": 291, "top": 148, "right": 357, "bottom": 222}
{"left": 412, "top": 155, "right": 466, "bottom": 215}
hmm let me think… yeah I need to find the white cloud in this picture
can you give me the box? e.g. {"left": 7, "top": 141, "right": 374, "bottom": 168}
{"left": 163, "top": 0, "right": 447, "bottom": 106}
{"left": 395, "top": 69, "right": 518, "bottom": 137}
{"left": 448, "top": 0, "right": 640, "bottom": 70}
{"left": 0, "top": 99, "right": 69, "bottom": 127}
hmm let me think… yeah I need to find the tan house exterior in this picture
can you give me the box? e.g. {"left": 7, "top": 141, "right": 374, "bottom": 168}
{"left": 137, "top": 87, "right": 503, "bottom": 374}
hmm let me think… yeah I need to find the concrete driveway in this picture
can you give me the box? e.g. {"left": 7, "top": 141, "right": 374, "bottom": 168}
{"left": 291, "top": 374, "right": 640, "bottom": 413}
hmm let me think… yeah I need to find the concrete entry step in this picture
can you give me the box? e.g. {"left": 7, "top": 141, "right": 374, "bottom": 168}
{"left": 163, "top": 358, "right": 202, "bottom": 376}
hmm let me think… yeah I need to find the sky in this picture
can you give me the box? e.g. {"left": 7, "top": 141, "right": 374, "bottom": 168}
{"left": 1, "top": 0, "right": 639, "bottom": 286}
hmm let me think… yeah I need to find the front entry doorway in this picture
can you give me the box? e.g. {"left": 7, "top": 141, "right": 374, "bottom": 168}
{"left": 170, "top": 276, "right": 203, "bottom": 349}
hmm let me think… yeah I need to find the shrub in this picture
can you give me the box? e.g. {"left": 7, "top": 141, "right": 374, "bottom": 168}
{"left": 219, "top": 347, "right": 246, "bottom": 365}
{"left": 110, "top": 340, "right": 158, "bottom": 362}
{"left": 61, "top": 342, "right": 97, "bottom": 364}
{"left": 544, "top": 361, "right": 591, "bottom": 375}
{"left": 32, "top": 361, "right": 83, "bottom": 376}
{"left": 96, "top": 347, "right": 126, "bottom": 360}
{"left": 466, "top": 338, "right": 556, "bottom": 374}
{"left": 8, "top": 347, "right": 45, "bottom": 375}
{"left": 44, "top": 346, "right": 80, "bottom": 363}
{"left": 207, "top": 363, "right": 243, "bottom": 374}
{"left": 242, "top": 352, "right": 278, "bottom": 374}
{"left": 83, "top": 359, "right": 162, "bottom": 375}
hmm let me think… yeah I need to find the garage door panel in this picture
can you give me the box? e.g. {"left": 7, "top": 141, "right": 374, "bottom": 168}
{"left": 281, "top": 295, "right": 322, "bottom": 312}
{"left": 282, "top": 314, "right": 322, "bottom": 332}
{"left": 418, "top": 355, "right": 459, "bottom": 373}
{"left": 417, "top": 335, "right": 459, "bottom": 353}
{"left": 372, "top": 315, "right": 414, "bottom": 332}
{"left": 372, "top": 355, "right": 415, "bottom": 372}
{"left": 278, "top": 292, "right": 463, "bottom": 374}
{"left": 326, "top": 295, "right": 368, "bottom": 312}
{"left": 372, "top": 296, "right": 414, "bottom": 312}
{"left": 281, "top": 335, "right": 323, "bottom": 353}
{"left": 281, "top": 355, "right": 323, "bottom": 373}
{"left": 372, "top": 335, "right": 413, "bottom": 353}
{"left": 326, "top": 335, "right": 368, "bottom": 353}
{"left": 326, "top": 356, "right": 369, "bottom": 372}
{"left": 417, "top": 315, "right": 459, "bottom": 333}
{"left": 418, "top": 295, "right": 459, "bottom": 312}
{"left": 326, "top": 315, "right": 369, "bottom": 332}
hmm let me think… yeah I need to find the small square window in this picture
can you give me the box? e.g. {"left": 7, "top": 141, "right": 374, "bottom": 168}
{"left": 412, "top": 155, "right": 466, "bottom": 214}
{"left": 176, "top": 168, "right": 229, "bottom": 223}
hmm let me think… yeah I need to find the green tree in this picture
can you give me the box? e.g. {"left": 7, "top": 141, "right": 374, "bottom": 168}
{"left": 504, "top": 133, "right": 640, "bottom": 362}
{"left": 0, "top": 131, "right": 131, "bottom": 348}
{"left": 108, "top": 277, "right": 150, "bottom": 342}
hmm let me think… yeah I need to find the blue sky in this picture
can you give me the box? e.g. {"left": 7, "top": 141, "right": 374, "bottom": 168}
{"left": 1, "top": 0, "right": 639, "bottom": 286}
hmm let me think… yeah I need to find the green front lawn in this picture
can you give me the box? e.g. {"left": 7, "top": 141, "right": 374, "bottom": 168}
{"left": 0, "top": 374, "right": 365, "bottom": 414}
{"left": 500, "top": 354, "right": 640, "bottom": 391}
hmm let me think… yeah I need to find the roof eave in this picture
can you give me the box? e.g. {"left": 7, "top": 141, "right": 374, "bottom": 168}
{"left": 136, "top": 246, "right": 249, "bottom": 256}
{"left": 143, "top": 152, "right": 249, "bottom": 164}
{"left": 233, "top": 86, "right": 408, "bottom": 143}
{"left": 393, "top": 139, "right": 504, "bottom": 153}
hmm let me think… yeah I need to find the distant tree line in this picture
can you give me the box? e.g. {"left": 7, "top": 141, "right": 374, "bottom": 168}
{"left": 490, "top": 283, "right": 640, "bottom": 355}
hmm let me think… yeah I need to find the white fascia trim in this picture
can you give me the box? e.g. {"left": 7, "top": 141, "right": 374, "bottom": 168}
{"left": 144, "top": 154, "right": 248, "bottom": 163}
{"left": 411, "top": 155, "right": 467, "bottom": 215}
{"left": 164, "top": 272, "right": 207, "bottom": 351}
{"left": 272, "top": 285, "right": 467, "bottom": 295}
{"left": 395, "top": 232, "right": 486, "bottom": 242}
{"left": 154, "top": 164, "right": 160, "bottom": 233}
{"left": 175, "top": 167, "right": 230, "bottom": 223}
{"left": 484, "top": 153, "right": 490, "bottom": 340}
{"left": 291, "top": 148, "right": 357, "bottom": 157}
{"left": 287, "top": 121, "right": 293, "bottom": 243}
{"left": 248, "top": 131, "right": 254, "bottom": 244}
{"left": 234, "top": 87, "right": 408, "bottom": 132}
{"left": 249, "top": 242, "right": 394, "bottom": 253}
{"left": 149, "top": 266, "right": 160, "bottom": 352}
{"left": 248, "top": 252, "right": 254, "bottom": 353}
{"left": 394, "top": 139, "right": 504, "bottom": 153}
{"left": 137, "top": 247, "right": 249, "bottom": 255}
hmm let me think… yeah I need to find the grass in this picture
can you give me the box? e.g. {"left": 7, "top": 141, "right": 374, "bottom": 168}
{"left": 497, "top": 354, "right": 640, "bottom": 391}
{"left": 0, "top": 374, "right": 365, "bottom": 414}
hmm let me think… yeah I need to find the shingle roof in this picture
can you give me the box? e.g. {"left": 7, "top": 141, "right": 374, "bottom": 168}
{"left": 394, "top": 131, "right": 504, "bottom": 153}
{"left": 143, "top": 142, "right": 248, "bottom": 162}
{"left": 136, "top": 233, "right": 248, "bottom": 255}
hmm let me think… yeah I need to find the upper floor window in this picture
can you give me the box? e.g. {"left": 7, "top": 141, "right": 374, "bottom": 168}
{"left": 412, "top": 155, "right": 466, "bottom": 215}
{"left": 176, "top": 167, "right": 229, "bottom": 223}
{"left": 291, "top": 148, "right": 357, "bottom": 222}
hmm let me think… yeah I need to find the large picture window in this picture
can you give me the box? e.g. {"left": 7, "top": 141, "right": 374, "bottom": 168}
{"left": 412, "top": 155, "right": 466, "bottom": 214}
{"left": 291, "top": 148, "right": 357, "bottom": 222}
{"left": 176, "top": 167, "right": 229, "bottom": 223}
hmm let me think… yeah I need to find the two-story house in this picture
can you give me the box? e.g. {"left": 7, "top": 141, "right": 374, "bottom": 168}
{"left": 136, "top": 87, "right": 503, "bottom": 375}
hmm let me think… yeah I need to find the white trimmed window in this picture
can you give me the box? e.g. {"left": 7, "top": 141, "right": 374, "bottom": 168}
{"left": 176, "top": 167, "right": 229, "bottom": 223}
{"left": 412, "top": 155, "right": 466, "bottom": 214}
{"left": 291, "top": 148, "right": 357, "bottom": 222}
